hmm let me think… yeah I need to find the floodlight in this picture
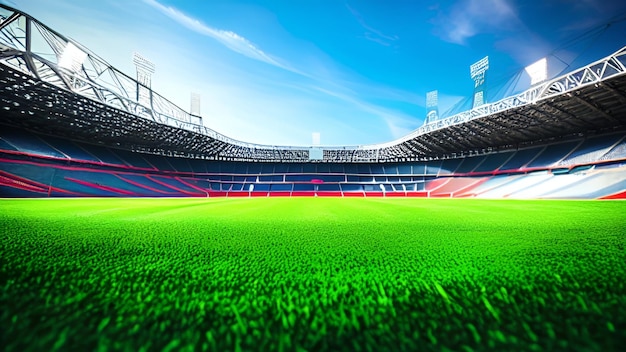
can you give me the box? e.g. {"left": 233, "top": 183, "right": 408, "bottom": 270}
{"left": 190, "top": 93, "right": 201, "bottom": 116}
{"left": 470, "top": 56, "right": 489, "bottom": 80}
{"left": 133, "top": 52, "right": 155, "bottom": 87}
{"left": 58, "top": 42, "right": 87, "bottom": 73}
{"left": 525, "top": 57, "right": 548, "bottom": 85}
{"left": 426, "top": 90, "right": 438, "bottom": 108}
{"left": 425, "top": 90, "right": 439, "bottom": 124}
{"left": 132, "top": 52, "right": 155, "bottom": 74}
{"left": 312, "top": 132, "right": 320, "bottom": 146}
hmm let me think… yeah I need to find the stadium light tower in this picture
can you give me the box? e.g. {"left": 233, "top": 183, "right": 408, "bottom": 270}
{"left": 190, "top": 92, "right": 201, "bottom": 116}
{"left": 310, "top": 132, "right": 322, "bottom": 161}
{"left": 470, "top": 56, "right": 489, "bottom": 108}
{"left": 190, "top": 92, "right": 202, "bottom": 125}
{"left": 425, "top": 90, "right": 439, "bottom": 124}
{"left": 133, "top": 52, "right": 155, "bottom": 107}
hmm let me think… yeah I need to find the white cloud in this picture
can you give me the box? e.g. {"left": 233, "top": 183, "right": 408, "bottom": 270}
{"left": 433, "top": 0, "right": 520, "bottom": 45}
{"left": 346, "top": 4, "right": 399, "bottom": 46}
{"left": 142, "top": 0, "right": 292, "bottom": 71}
{"left": 431, "top": 0, "right": 555, "bottom": 69}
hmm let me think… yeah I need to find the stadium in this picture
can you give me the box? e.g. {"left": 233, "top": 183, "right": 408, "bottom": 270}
{"left": 1, "top": 3, "right": 625, "bottom": 351}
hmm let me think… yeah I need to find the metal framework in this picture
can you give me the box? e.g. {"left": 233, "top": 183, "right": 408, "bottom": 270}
{"left": 0, "top": 4, "right": 625, "bottom": 163}
{"left": 0, "top": 5, "right": 304, "bottom": 152}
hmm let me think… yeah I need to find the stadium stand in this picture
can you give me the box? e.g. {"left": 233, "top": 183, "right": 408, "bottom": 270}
{"left": 147, "top": 175, "right": 206, "bottom": 196}
{"left": 117, "top": 174, "right": 183, "bottom": 196}
{"left": 0, "top": 138, "right": 18, "bottom": 152}
{"left": 498, "top": 146, "right": 544, "bottom": 171}
{"left": 0, "top": 126, "right": 67, "bottom": 159}
{"left": 472, "top": 151, "right": 515, "bottom": 173}
{"left": 109, "top": 149, "right": 156, "bottom": 170}
{"left": 598, "top": 137, "right": 626, "bottom": 161}
{"left": 165, "top": 158, "right": 194, "bottom": 173}
{"left": 526, "top": 141, "right": 582, "bottom": 168}
{"left": 42, "top": 135, "right": 104, "bottom": 163}
{"left": 0, "top": 3, "right": 625, "bottom": 199}
{"left": 459, "top": 175, "right": 517, "bottom": 198}
{"left": 558, "top": 133, "right": 624, "bottom": 166}
{"left": 429, "top": 177, "right": 487, "bottom": 197}
{"left": 142, "top": 155, "right": 178, "bottom": 172}
{"left": 545, "top": 171, "right": 626, "bottom": 199}
{"left": 454, "top": 156, "right": 487, "bottom": 174}
{"left": 1, "top": 127, "right": 625, "bottom": 199}
{"left": 476, "top": 173, "right": 553, "bottom": 198}
{"left": 438, "top": 159, "right": 462, "bottom": 175}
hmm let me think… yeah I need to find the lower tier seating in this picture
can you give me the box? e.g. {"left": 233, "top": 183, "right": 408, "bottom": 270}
{"left": 1, "top": 127, "right": 625, "bottom": 199}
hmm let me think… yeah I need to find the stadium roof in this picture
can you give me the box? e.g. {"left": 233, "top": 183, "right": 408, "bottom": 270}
{"left": 1, "top": 4, "right": 625, "bottom": 162}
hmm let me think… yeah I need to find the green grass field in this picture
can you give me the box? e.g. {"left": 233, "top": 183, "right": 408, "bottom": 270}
{"left": 1, "top": 198, "right": 625, "bottom": 351}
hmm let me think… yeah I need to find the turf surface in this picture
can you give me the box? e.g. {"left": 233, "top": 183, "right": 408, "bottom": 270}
{"left": 1, "top": 198, "right": 625, "bottom": 351}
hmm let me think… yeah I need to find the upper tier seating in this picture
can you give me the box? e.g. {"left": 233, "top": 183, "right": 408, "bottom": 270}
{"left": 38, "top": 135, "right": 98, "bottom": 162}
{"left": 79, "top": 144, "right": 127, "bottom": 166}
{"left": 455, "top": 155, "right": 488, "bottom": 174}
{"left": 500, "top": 146, "right": 544, "bottom": 170}
{"left": 112, "top": 149, "right": 157, "bottom": 170}
{"left": 473, "top": 151, "right": 515, "bottom": 173}
{"left": 600, "top": 139, "right": 626, "bottom": 161}
{"left": 558, "top": 133, "right": 624, "bottom": 166}
{"left": 0, "top": 127, "right": 66, "bottom": 159}
{"left": 526, "top": 140, "right": 581, "bottom": 168}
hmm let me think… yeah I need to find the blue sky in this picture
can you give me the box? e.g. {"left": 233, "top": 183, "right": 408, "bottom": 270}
{"left": 4, "top": 0, "right": 626, "bottom": 146}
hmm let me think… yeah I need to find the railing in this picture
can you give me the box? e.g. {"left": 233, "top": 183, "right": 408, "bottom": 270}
{"left": 370, "top": 46, "right": 626, "bottom": 150}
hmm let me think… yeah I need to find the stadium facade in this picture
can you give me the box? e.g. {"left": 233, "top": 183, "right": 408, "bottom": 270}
{"left": 0, "top": 4, "right": 625, "bottom": 199}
